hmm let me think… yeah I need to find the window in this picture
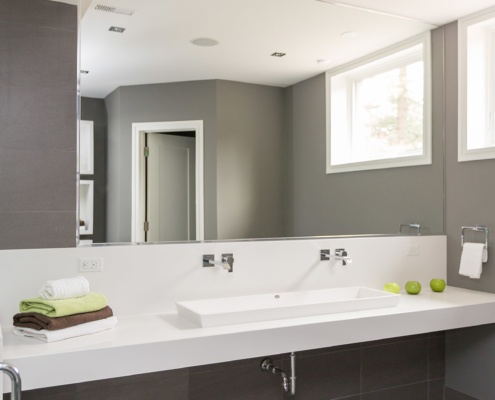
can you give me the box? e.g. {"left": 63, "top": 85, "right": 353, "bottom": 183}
{"left": 326, "top": 33, "right": 432, "bottom": 173}
{"left": 459, "top": 8, "right": 495, "bottom": 162}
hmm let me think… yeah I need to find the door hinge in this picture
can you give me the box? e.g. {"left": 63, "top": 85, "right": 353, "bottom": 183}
{"left": 144, "top": 146, "right": 150, "bottom": 157}
{"left": 144, "top": 221, "right": 150, "bottom": 232}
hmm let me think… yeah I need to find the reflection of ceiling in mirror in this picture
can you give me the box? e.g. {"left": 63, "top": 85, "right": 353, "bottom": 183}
{"left": 80, "top": 0, "right": 436, "bottom": 98}
{"left": 80, "top": 0, "right": 492, "bottom": 98}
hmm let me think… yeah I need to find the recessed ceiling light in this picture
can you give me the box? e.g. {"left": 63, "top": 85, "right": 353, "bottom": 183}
{"left": 271, "top": 52, "right": 286, "bottom": 57}
{"left": 191, "top": 38, "right": 219, "bottom": 47}
{"left": 109, "top": 26, "right": 125, "bottom": 33}
{"left": 341, "top": 31, "right": 360, "bottom": 39}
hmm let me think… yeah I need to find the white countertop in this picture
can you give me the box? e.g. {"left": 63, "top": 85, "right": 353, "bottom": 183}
{"left": 3, "top": 286, "right": 495, "bottom": 392}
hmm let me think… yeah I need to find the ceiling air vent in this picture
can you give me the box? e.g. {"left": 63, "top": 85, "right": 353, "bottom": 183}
{"left": 94, "top": 4, "right": 135, "bottom": 16}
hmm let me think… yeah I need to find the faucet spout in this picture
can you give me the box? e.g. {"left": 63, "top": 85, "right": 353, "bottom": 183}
{"left": 202, "top": 253, "right": 234, "bottom": 272}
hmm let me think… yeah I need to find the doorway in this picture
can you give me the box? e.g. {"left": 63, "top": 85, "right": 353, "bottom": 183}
{"left": 131, "top": 121, "right": 204, "bottom": 242}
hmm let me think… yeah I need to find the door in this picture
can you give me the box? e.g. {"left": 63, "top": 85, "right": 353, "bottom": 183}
{"left": 145, "top": 132, "right": 196, "bottom": 242}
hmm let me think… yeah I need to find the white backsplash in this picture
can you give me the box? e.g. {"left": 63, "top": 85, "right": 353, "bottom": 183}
{"left": 0, "top": 235, "right": 446, "bottom": 326}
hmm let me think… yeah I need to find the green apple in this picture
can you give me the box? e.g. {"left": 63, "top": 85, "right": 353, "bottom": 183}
{"left": 430, "top": 279, "right": 446, "bottom": 292}
{"left": 383, "top": 282, "right": 400, "bottom": 294}
{"left": 405, "top": 281, "right": 422, "bottom": 295}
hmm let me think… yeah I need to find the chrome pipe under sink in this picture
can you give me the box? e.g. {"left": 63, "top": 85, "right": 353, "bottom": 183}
{"left": 0, "top": 362, "right": 22, "bottom": 400}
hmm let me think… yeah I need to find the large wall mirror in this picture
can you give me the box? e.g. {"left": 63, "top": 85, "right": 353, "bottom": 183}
{"left": 79, "top": 0, "right": 445, "bottom": 245}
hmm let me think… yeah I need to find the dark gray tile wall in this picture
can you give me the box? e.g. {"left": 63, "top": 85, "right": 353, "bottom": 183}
{"left": 444, "top": 387, "right": 479, "bottom": 400}
{"left": 363, "top": 337, "right": 428, "bottom": 392}
{"left": 290, "top": 347, "right": 361, "bottom": 399}
{"left": 0, "top": 0, "right": 77, "bottom": 249}
{"left": 13, "top": 332, "right": 446, "bottom": 400}
{"left": 80, "top": 97, "right": 108, "bottom": 243}
{"left": 431, "top": 379, "right": 447, "bottom": 400}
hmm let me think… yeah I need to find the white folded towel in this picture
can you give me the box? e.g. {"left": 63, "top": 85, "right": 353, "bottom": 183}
{"left": 39, "top": 276, "right": 90, "bottom": 300}
{"left": 459, "top": 242, "right": 487, "bottom": 279}
{"left": 13, "top": 316, "right": 117, "bottom": 343}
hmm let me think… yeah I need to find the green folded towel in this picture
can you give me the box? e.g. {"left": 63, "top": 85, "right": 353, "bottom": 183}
{"left": 19, "top": 292, "right": 108, "bottom": 317}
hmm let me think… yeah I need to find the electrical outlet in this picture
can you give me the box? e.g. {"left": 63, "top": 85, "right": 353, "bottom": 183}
{"left": 79, "top": 257, "right": 103, "bottom": 272}
{"left": 407, "top": 245, "right": 420, "bottom": 256}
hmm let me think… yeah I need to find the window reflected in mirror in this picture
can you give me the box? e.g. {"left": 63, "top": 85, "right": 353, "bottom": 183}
{"left": 326, "top": 32, "right": 432, "bottom": 173}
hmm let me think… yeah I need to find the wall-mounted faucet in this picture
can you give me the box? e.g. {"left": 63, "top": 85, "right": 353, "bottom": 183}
{"left": 320, "top": 249, "right": 352, "bottom": 265}
{"left": 202, "top": 253, "right": 234, "bottom": 272}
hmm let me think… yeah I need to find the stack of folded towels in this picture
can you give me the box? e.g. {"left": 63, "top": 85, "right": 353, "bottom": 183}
{"left": 13, "top": 276, "right": 117, "bottom": 343}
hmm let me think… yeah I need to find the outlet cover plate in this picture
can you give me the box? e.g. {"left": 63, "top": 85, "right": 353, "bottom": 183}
{"left": 79, "top": 257, "right": 103, "bottom": 272}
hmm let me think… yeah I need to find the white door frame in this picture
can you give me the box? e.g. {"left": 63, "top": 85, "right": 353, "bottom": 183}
{"left": 131, "top": 120, "right": 204, "bottom": 242}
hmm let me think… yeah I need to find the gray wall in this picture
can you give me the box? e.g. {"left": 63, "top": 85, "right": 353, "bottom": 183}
{"left": 0, "top": 0, "right": 77, "bottom": 249}
{"left": 444, "top": 20, "right": 495, "bottom": 400}
{"left": 444, "top": 21, "right": 495, "bottom": 297}
{"left": 104, "top": 80, "right": 287, "bottom": 242}
{"left": 216, "top": 80, "right": 285, "bottom": 239}
{"left": 105, "top": 80, "right": 218, "bottom": 242}
{"left": 284, "top": 27, "right": 445, "bottom": 237}
{"left": 80, "top": 97, "right": 107, "bottom": 243}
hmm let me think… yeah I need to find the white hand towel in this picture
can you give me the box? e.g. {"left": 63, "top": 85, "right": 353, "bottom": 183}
{"left": 459, "top": 243, "right": 487, "bottom": 279}
{"left": 13, "top": 316, "right": 117, "bottom": 343}
{"left": 39, "top": 276, "right": 90, "bottom": 300}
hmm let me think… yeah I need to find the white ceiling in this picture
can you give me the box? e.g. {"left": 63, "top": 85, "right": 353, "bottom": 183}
{"left": 80, "top": 0, "right": 495, "bottom": 98}
{"left": 320, "top": 0, "right": 495, "bottom": 25}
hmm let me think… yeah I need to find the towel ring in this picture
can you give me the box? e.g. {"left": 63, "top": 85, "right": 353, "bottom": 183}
{"left": 461, "top": 225, "right": 489, "bottom": 247}
{"left": 399, "top": 223, "right": 421, "bottom": 235}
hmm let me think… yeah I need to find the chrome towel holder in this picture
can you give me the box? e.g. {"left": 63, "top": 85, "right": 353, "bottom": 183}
{"left": 399, "top": 223, "right": 421, "bottom": 235}
{"left": 461, "top": 225, "right": 489, "bottom": 247}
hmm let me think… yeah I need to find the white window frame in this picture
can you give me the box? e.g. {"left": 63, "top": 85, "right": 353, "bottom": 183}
{"left": 326, "top": 32, "right": 432, "bottom": 174}
{"left": 458, "top": 7, "right": 495, "bottom": 162}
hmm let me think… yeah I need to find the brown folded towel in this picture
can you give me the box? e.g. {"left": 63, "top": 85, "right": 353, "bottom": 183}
{"left": 13, "top": 306, "right": 113, "bottom": 331}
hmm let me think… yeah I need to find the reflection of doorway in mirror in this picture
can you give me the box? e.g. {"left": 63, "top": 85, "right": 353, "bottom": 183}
{"left": 131, "top": 121, "right": 204, "bottom": 243}
{"left": 145, "top": 132, "right": 196, "bottom": 242}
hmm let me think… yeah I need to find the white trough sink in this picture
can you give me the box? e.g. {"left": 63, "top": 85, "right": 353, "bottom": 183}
{"left": 176, "top": 286, "right": 400, "bottom": 327}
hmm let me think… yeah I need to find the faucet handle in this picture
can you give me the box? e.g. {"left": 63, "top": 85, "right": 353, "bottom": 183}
{"left": 202, "top": 254, "right": 215, "bottom": 267}
{"left": 222, "top": 253, "right": 234, "bottom": 273}
{"left": 335, "top": 248, "right": 352, "bottom": 265}
{"left": 335, "top": 249, "right": 347, "bottom": 257}
{"left": 320, "top": 249, "right": 352, "bottom": 265}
